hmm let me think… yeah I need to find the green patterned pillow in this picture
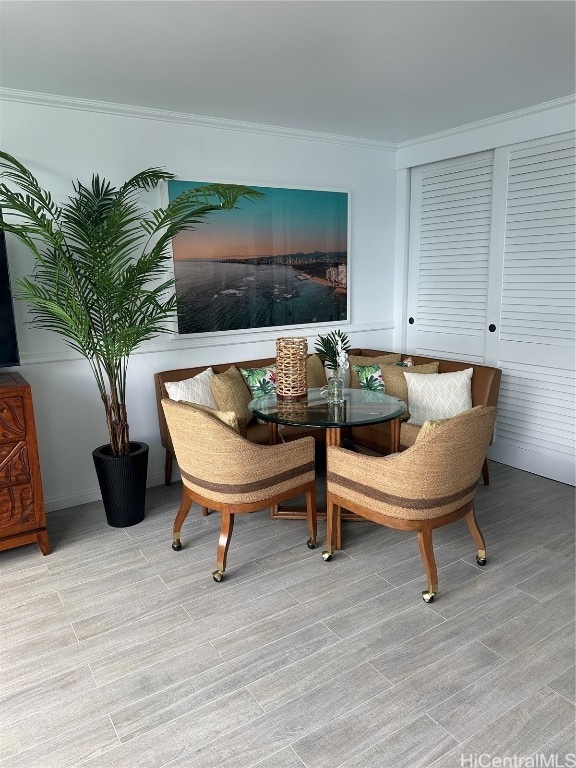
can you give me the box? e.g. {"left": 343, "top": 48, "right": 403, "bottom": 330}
{"left": 349, "top": 353, "right": 401, "bottom": 387}
{"left": 352, "top": 364, "right": 385, "bottom": 391}
{"left": 240, "top": 365, "right": 277, "bottom": 398}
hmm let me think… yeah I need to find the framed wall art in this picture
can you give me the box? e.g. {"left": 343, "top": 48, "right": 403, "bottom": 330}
{"left": 168, "top": 180, "right": 349, "bottom": 335}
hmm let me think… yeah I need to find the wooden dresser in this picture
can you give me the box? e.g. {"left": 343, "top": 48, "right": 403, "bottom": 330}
{"left": 0, "top": 372, "right": 49, "bottom": 555}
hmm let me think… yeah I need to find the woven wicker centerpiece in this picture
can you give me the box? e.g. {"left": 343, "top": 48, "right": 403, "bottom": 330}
{"left": 276, "top": 337, "right": 308, "bottom": 400}
{"left": 277, "top": 400, "right": 309, "bottom": 420}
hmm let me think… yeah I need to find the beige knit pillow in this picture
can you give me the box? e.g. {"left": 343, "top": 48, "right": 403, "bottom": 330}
{"left": 380, "top": 362, "right": 439, "bottom": 404}
{"left": 177, "top": 400, "right": 241, "bottom": 434}
{"left": 210, "top": 366, "right": 253, "bottom": 423}
{"left": 349, "top": 353, "right": 401, "bottom": 388}
{"left": 415, "top": 418, "right": 447, "bottom": 443}
{"left": 414, "top": 405, "right": 485, "bottom": 444}
{"left": 307, "top": 353, "right": 327, "bottom": 388}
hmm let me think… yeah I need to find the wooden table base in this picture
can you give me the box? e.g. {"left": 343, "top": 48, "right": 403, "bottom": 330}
{"left": 269, "top": 419, "right": 401, "bottom": 521}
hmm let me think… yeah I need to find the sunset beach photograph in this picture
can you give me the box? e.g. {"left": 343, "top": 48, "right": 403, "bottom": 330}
{"left": 168, "top": 180, "right": 348, "bottom": 334}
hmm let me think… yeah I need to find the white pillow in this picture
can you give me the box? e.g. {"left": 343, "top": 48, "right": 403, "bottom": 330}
{"left": 405, "top": 368, "right": 473, "bottom": 425}
{"left": 164, "top": 368, "right": 219, "bottom": 409}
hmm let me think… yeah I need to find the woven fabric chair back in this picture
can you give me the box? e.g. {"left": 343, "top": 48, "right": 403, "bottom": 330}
{"left": 161, "top": 399, "right": 314, "bottom": 504}
{"left": 329, "top": 406, "right": 497, "bottom": 521}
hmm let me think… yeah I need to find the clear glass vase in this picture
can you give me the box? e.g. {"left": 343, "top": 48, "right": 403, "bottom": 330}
{"left": 326, "top": 366, "right": 345, "bottom": 403}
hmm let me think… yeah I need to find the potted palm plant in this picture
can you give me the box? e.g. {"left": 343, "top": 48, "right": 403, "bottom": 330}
{"left": 0, "top": 152, "right": 262, "bottom": 526}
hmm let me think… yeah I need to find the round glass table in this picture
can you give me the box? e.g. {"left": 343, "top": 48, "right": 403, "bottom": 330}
{"left": 249, "top": 388, "right": 407, "bottom": 520}
{"left": 249, "top": 387, "right": 407, "bottom": 449}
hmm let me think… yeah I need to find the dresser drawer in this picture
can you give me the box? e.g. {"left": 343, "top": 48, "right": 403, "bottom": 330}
{"left": 0, "top": 442, "right": 31, "bottom": 487}
{"left": 0, "top": 374, "right": 49, "bottom": 554}
{"left": 0, "top": 396, "right": 26, "bottom": 442}
{"left": 0, "top": 483, "right": 35, "bottom": 530}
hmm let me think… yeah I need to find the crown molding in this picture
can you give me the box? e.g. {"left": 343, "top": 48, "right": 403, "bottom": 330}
{"left": 397, "top": 94, "right": 576, "bottom": 149}
{"left": 2, "top": 87, "right": 571, "bottom": 160}
{"left": 0, "top": 88, "right": 396, "bottom": 152}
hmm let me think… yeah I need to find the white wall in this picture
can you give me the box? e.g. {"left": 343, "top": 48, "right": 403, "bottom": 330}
{"left": 0, "top": 96, "right": 397, "bottom": 510}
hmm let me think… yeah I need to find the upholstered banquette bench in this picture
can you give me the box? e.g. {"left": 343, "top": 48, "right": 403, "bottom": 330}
{"left": 154, "top": 348, "right": 501, "bottom": 486}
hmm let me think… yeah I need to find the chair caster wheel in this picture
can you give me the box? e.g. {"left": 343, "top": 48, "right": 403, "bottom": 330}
{"left": 307, "top": 538, "right": 317, "bottom": 549}
{"left": 172, "top": 540, "right": 182, "bottom": 551}
{"left": 322, "top": 551, "right": 332, "bottom": 562}
{"left": 476, "top": 556, "right": 487, "bottom": 566}
{"left": 212, "top": 570, "right": 224, "bottom": 582}
{"left": 422, "top": 589, "right": 436, "bottom": 603}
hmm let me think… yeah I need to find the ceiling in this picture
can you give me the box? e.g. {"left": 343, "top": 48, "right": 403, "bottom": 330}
{"left": 1, "top": 1, "right": 574, "bottom": 144}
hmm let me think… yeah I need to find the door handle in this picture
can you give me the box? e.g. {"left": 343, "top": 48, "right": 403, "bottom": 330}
{"left": 408, "top": 317, "right": 414, "bottom": 325}
{"left": 489, "top": 324, "right": 496, "bottom": 332}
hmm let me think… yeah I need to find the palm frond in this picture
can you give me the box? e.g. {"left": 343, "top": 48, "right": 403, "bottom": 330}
{"left": 0, "top": 152, "right": 62, "bottom": 221}
{"left": 314, "top": 330, "right": 351, "bottom": 370}
{"left": 0, "top": 158, "right": 264, "bottom": 455}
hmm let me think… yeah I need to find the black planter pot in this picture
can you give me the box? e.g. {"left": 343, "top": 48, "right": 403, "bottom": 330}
{"left": 92, "top": 441, "right": 149, "bottom": 527}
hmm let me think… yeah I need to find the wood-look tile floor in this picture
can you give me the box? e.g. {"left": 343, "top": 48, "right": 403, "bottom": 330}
{"left": 1, "top": 462, "right": 574, "bottom": 768}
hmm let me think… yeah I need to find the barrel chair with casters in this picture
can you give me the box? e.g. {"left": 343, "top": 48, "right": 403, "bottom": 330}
{"left": 161, "top": 398, "right": 317, "bottom": 582}
{"left": 322, "top": 405, "right": 498, "bottom": 603}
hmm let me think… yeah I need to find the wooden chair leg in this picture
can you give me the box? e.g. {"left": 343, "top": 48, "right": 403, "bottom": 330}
{"left": 172, "top": 491, "right": 193, "bottom": 551}
{"left": 214, "top": 509, "right": 235, "bottom": 581}
{"left": 323, "top": 494, "right": 337, "bottom": 560}
{"left": 417, "top": 526, "right": 438, "bottom": 603}
{"left": 164, "top": 450, "right": 173, "bottom": 486}
{"left": 465, "top": 506, "right": 487, "bottom": 565}
{"left": 481, "top": 457, "right": 489, "bottom": 485}
{"left": 306, "top": 482, "right": 317, "bottom": 548}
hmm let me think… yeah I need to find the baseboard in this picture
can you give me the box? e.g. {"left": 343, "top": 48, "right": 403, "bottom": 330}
{"left": 488, "top": 445, "right": 575, "bottom": 486}
{"left": 44, "top": 470, "right": 168, "bottom": 513}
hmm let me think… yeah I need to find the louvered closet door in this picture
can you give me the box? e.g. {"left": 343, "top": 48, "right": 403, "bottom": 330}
{"left": 486, "top": 133, "right": 575, "bottom": 484}
{"left": 407, "top": 133, "right": 575, "bottom": 484}
{"left": 406, "top": 151, "right": 495, "bottom": 362}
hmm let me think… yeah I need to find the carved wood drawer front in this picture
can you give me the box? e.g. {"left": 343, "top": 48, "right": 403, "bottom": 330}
{"left": 0, "top": 375, "right": 49, "bottom": 555}
{"left": 0, "top": 442, "right": 31, "bottom": 487}
{"left": 0, "top": 396, "right": 26, "bottom": 441}
{"left": 0, "top": 484, "right": 35, "bottom": 530}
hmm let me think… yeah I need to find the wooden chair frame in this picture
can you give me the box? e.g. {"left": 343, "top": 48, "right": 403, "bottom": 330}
{"left": 321, "top": 406, "right": 497, "bottom": 602}
{"left": 323, "top": 493, "right": 485, "bottom": 602}
{"left": 173, "top": 476, "right": 317, "bottom": 582}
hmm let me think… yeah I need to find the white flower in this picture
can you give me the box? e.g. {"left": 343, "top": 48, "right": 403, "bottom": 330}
{"left": 335, "top": 338, "right": 349, "bottom": 370}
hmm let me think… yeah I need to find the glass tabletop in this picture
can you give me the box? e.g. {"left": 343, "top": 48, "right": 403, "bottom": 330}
{"left": 249, "top": 388, "right": 407, "bottom": 429}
